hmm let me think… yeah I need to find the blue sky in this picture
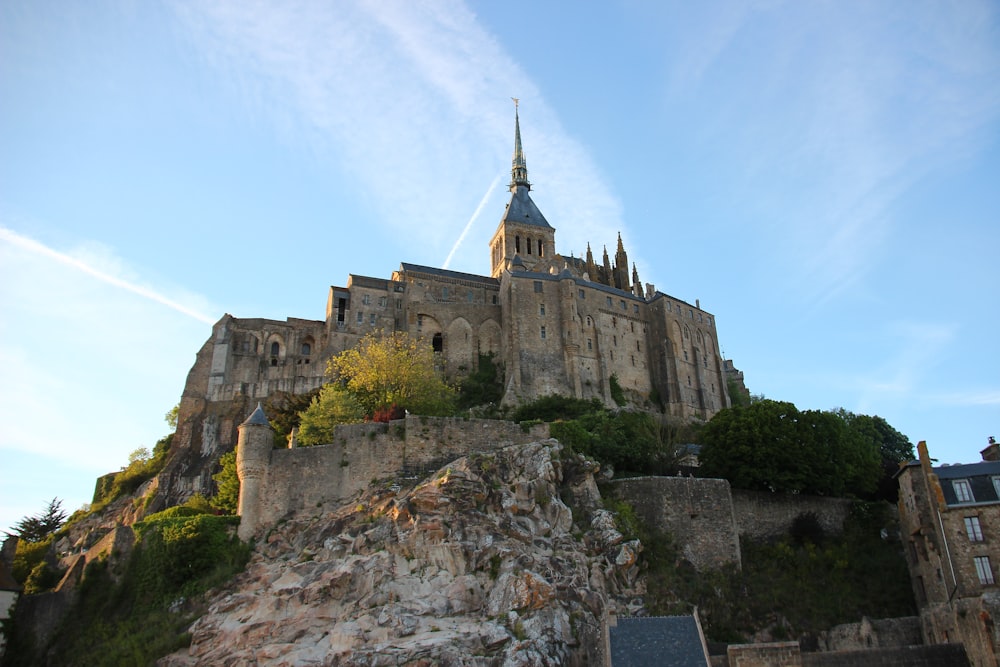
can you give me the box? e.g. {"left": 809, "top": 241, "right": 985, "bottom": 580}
{"left": 1, "top": 1, "right": 998, "bottom": 532}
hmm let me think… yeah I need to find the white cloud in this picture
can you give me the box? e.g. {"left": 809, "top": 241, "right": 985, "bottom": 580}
{"left": 169, "top": 0, "right": 625, "bottom": 271}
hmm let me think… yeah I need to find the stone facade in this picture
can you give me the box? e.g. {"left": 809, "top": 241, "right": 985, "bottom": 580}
{"left": 161, "top": 109, "right": 733, "bottom": 505}
{"left": 896, "top": 440, "right": 1000, "bottom": 666}
{"left": 235, "top": 412, "right": 549, "bottom": 540}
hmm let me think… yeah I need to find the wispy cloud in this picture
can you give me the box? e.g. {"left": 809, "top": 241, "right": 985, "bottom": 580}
{"left": 170, "top": 0, "right": 624, "bottom": 272}
{"left": 0, "top": 226, "right": 215, "bottom": 324}
{"left": 663, "top": 1, "right": 1000, "bottom": 304}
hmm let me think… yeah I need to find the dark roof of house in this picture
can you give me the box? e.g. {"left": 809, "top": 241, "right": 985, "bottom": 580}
{"left": 934, "top": 461, "right": 1000, "bottom": 506}
{"left": 398, "top": 263, "right": 499, "bottom": 287}
{"left": 610, "top": 616, "right": 708, "bottom": 666}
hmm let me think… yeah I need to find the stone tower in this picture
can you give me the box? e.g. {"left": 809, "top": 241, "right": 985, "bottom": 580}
{"left": 236, "top": 402, "right": 273, "bottom": 541}
{"left": 489, "top": 102, "right": 556, "bottom": 278}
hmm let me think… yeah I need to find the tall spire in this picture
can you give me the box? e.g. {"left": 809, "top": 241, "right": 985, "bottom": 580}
{"left": 510, "top": 98, "right": 530, "bottom": 191}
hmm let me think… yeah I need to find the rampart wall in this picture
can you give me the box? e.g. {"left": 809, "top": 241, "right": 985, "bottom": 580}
{"left": 610, "top": 478, "right": 862, "bottom": 571}
{"left": 249, "top": 416, "right": 549, "bottom": 530}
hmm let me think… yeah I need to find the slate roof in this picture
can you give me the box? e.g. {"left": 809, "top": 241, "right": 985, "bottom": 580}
{"left": 500, "top": 186, "right": 552, "bottom": 229}
{"left": 398, "top": 263, "right": 499, "bottom": 287}
{"left": 610, "top": 615, "right": 709, "bottom": 666}
{"left": 241, "top": 403, "right": 271, "bottom": 427}
{"left": 933, "top": 461, "right": 1000, "bottom": 506}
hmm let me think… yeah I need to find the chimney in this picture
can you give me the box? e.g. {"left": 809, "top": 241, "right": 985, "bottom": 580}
{"left": 982, "top": 436, "right": 999, "bottom": 462}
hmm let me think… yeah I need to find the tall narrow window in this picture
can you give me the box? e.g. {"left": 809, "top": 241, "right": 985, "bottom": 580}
{"left": 539, "top": 304, "right": 545, "bottom": 316}
{"left": 526, "top": 237, "right": 532, "bottom": 255}
{"left": 966, "top": 516, "right": 985, "bottom": 542}
{"left": 301, "top": 343, "right": 311, "bottom": 356}
{"left": 515, "top": 235, "right": 521, "bottom": 253}
{"left": 954, "top": 480, "right": 974, "bottom": 503}
{"left": 537, "top": 239, "right": 543, "bottom": 256}
{"left": 975, "top": 556, "right": 995, "bottom": 585}
{"left": 432, "top": 333, "right": 443, "bottom": 353}
{"left": 540, "top": 326, "right": 547, "bottom": 340}
{"left": 270, "top": 342, "right": 280, "bottom": 356}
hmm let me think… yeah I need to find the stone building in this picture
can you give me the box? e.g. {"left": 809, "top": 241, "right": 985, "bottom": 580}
{"left": 896, "top": 439, "right": 1000, "bottom": 666}
{"left": 163, "top": 108, "right": 733, "bottom": 501}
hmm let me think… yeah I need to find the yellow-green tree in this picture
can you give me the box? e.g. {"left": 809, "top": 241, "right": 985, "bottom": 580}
{"left": 327, "top": 331, "right": 457, "bottom": 418}
{"left": 297, "top": 384, "right": 365, "bottom": 445}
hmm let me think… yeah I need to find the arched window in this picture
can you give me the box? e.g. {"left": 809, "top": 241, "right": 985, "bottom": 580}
{"left": 537, "top": 239, "right": 543, "bottom": 256}
{"left": 270, "top": 341, "right": 280, "bottom": 356}
{"left": 515, "top": 235, "right": 521, "bottom": 253}
{"left": 301, "top": 342, "right": 311, "bottom": 356}
{"left": 432, "top": 333, "right": 443, "bottom": 353}
{"left": 526, "top": 236, "right": 532, "bottom": 255}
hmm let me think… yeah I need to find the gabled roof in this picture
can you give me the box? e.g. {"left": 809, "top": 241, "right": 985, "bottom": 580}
{"left": 610, "top": 616, "right": 709, "bottom": 666}
{"left": 398, "top": 263, "right": 499, "bottom": 287}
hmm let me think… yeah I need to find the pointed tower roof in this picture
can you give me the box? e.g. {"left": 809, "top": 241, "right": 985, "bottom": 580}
{"left": 241, "top": 402, "right": 272, "bottom": 428}
{"left": 499, "top": 101, "right": 551, "bottom": 230}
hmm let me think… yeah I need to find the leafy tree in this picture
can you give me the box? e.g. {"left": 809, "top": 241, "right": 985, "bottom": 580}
{"left": 456, "top": 353, "right": 504, "bottom": 411}
{"left": 10, "top": 498, "right": 67, "bottom": 542}
{"left": 296, "top": 384, "right": 365, "bottom": 446}
{"left": 697, "top": 401, "right": 881, "bottom": 497}
{"left": 327, "top": 331, "right": 457, "bottom": 417}
{"left": 264, "top": 388, "right": 321, "bottom": 448}
{"left": 210, "top": 451, "right": 239, "bottom": 514}
{"left": 165, "top": 403, "right": 179, "bottom": 430}
{"left": 835, "top": 409, "right": 914, "bottom": 500}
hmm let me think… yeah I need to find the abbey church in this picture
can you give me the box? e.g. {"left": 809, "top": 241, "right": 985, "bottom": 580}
{"left": 170, "top": 109, "right": 736, "bottom": 487}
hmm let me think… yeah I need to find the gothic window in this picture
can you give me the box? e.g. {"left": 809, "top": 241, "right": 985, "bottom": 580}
{"left": 966, "top": 516, "right": 985, "bottom": 542}
{"left": 301, "top": 342, "right": 311, "bottom": 356}
{"left": 975, "top": 556, "right": 995, "bottom": 585}
{"left": 954, "top": 480, "right": 974, "bottom": 503}
{"left": 270, "top": 342, "right": 280, "bottom": 357}
{"left": 586, "top": 317, "right": 592, "bottom": 327}
{"left": 515, "top": 236, "right": 521, "bottom": 253}
{"left": 537, "top": 239, "right": 543, "bottom": 256}
{"left": 432, "top": 333, "right": 443, "bottom": 353}
{"left": 526, "top": 237, "right": 532, "bottom": 255}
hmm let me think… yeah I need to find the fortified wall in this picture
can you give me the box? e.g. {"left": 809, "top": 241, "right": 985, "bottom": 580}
{"left": 236, "top": 409, "right": 549, "bottom": 540}
{"left": 610, "top": 478, "right": 859, "bottom": 571}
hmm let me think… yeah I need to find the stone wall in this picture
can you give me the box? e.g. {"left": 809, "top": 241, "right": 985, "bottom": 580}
{"left": 610, "top": 476, "right": 742, "bottom": 570}
{"left": 820, "top": 617, "right": 921, "bottom": 652}
{"left": 247, "top": 416, "right": 550, "bottom": 532}
{"left": 731, "top": 490, "right": 854, "bottom": 541}
{"left": 727, "top": 641, "right": 802, "bottom": 666}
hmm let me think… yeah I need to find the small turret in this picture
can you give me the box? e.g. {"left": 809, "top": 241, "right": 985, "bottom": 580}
{"left": 236, "top": 402, "right": 274, "bottom": 540}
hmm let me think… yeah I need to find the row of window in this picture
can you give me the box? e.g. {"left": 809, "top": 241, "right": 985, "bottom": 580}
{"left": 952, "top": 477, "right": 1000, "bottom": 503}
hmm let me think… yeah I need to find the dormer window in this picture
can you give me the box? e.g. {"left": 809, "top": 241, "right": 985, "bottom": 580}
{"left": 954, "top": 479, "right": 974, "bottom": 503}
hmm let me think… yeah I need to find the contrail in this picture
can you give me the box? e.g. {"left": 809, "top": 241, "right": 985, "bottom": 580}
{"left": 442, "top": 172, "right": 503, "bottom": 270}
{"left": 0, "top": 226, "right": 216, "bottom": 324}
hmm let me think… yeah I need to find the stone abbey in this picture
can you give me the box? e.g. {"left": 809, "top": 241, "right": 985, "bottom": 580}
{"left": 170, "top": 108, "right": 735, "bottom": 493}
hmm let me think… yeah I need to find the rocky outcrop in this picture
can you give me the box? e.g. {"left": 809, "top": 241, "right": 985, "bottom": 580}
{"left": 160, "top": 440, "right": 640, "bottom": 666}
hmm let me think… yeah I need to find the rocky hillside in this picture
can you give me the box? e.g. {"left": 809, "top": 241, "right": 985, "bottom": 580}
{"left": 160, "top": 439, "right": 640, "bottom": 666}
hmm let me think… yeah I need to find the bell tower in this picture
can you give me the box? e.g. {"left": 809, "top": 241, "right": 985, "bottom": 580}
{"left": 489, "top": 101, "right": 556, "bottom": 278}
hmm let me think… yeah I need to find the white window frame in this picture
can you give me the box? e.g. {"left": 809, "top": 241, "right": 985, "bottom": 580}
{"left": 965, "top": 516, "right": 985, "bottom": 542}
{"left": 975, "top": 556, "right": 995, "bottom": 585}
{"left": 953, "top": 479, "right": 974, "bottom": 503}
